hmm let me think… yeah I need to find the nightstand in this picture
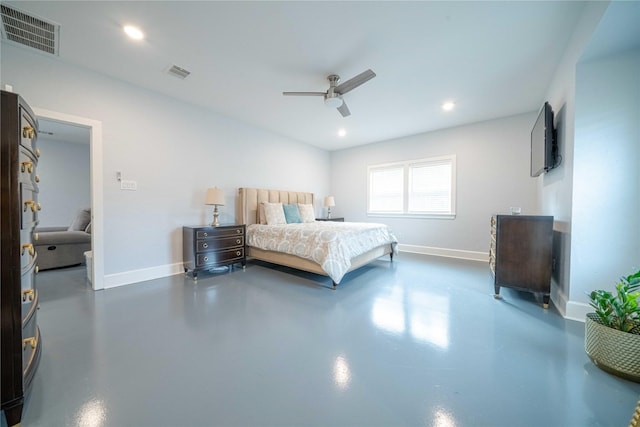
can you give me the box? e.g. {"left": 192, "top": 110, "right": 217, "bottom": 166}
{"left": 316, "top": 217, "right": 345, "bottom": 222}
{"left": 183, "top": 224, "right": 246, "bottom": 280}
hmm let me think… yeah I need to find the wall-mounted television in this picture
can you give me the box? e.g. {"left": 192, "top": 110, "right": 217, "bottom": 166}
{"left": 530, "top": 102, "right": 557, "bottom": 177}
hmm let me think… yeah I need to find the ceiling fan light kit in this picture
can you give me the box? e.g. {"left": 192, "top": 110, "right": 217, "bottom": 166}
{"left": 283, "top": 69, "right": 376, "bottom": 117}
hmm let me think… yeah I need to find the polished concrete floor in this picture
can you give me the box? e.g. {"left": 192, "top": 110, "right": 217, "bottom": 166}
{"left": 5, "top": 253, "right": 640, "bottom": 427}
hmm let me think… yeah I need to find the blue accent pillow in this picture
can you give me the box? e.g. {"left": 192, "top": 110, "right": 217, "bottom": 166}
{"left": 283, "top": 204, "right": 302, "bottom": 223}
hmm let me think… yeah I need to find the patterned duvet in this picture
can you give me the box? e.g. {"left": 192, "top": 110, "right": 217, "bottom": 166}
{"left": 246, "top": 221, "right": 397, "bottom": 283}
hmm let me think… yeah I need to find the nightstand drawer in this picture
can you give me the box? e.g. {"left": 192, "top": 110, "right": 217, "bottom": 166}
{"left": 197, "top": 235, "right": 244, "bottom": 252}
{"left": 197, "top": 248, "right": 245, "bottom": 267}
{"left": 196, "top": 227, "right": 244, "bottom": 239}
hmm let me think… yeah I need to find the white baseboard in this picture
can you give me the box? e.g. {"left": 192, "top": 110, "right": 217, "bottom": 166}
{"left": 565, "top": 301, "right": 590, "bottom": 323}
{"left": 104, "top": 262, "right": 184, "bottom": 289}
{"left": 398, "top": 244, "right": 488, "bottom": 262}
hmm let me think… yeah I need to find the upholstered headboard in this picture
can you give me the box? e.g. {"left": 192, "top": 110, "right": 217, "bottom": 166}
{"left": 238, "top": 188, "right": 314, "bottom": 226}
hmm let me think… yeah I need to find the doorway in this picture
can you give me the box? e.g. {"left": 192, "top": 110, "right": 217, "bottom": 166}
{"left": 33, "top": 107, "right": 104, "bottom": 290}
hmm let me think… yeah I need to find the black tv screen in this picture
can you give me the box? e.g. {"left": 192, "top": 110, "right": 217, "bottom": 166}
{"left": 530, "top": 102, "right": 555, "bottom": 177}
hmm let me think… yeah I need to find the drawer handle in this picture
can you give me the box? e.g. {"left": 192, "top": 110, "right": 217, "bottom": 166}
{"left": 203, "top": 243, "right": 208, "bottom": 249}
{"left": 24, "top": 200, "right": 35, "bottom": 212}
{"left": 35, "top": 265, "right": 39, "bottom": 274}
{"left": 203, "top": 232, "right": 208, "bottom": 237}
{"left": 22, "top": 126, "right": 35, "bottom": 139}
{"left": 236, "top": 251, "right": 241, "bottom": 256}
{"left": 236, "top": 239, "right": 241, "bottom": 244}
{"left": 203, "top": 256, "right": 208, "bottom": 262}
{"left": 35, "top": 148, "right": 41, "bottom": 158}
{"left": 22, "top": 289, "right": 35, "bottom": 302}
{"left": 21, "top": 243, "right": 35, "bottom": 257}
{"left": 35, "top": 175, "right": 40, "bottom": 183}
{"left": 23, "top": 336, "right": 37, "bottom": 350}
{"left": 34, "top": 232, "right": 39, "bottom": 241}
{"left": 236, "top": 229, "right": 241, "bottom": 234}
{"left": 21, "top": 161, "right": 34, "bottom": 173}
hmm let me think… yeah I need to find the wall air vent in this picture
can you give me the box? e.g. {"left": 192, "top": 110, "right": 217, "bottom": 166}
{"left": 166, "top": 65, "right": 191, "bottom": 79}
{"left": 0, "top": 4, "right": 59, "bottom": 55}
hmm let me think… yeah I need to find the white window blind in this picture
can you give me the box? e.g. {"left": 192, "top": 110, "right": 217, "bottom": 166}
{"left": 368, "top": 155, "right": 456, "bottom": 218}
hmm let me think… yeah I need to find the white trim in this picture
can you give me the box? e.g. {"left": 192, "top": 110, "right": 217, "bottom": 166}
{"left": 33, "top": 107, "right": 105, "bottom": 291}
{"left": 398, "top": 244, "right": 488, "bottom": 262}
{"left": 565, "top": 301, "right": 590, "bottom": 323}
{"left": 104, "top": 262, "right": 184, "bottom": 289}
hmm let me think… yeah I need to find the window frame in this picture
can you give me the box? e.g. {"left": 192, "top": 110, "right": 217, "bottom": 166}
{"left": 367, "top": 155, "right": 457, "bottom": 219}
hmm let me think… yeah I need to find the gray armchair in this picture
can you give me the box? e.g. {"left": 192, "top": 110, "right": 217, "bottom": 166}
{"left": 35, "top": 208, "right": 91, "bottom": 270}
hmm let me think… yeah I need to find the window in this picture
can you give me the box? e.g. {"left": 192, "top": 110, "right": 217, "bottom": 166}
{"left": 368, "top": 155, "right": 456, "bottom": 218}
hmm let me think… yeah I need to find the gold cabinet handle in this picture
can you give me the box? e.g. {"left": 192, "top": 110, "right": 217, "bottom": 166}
{"left": 21, "top": 243, "right": 35, "bottom": 257}
{"left": 35, "top": 265, "right": 39, "bottom": 274}
{"left": 34, "top": 232, "right": 39, "bottom": 241}
{"left": 22, "top": 126, "right": 35, "bottom": 139}
{"left": 21, "top": 161, "right": 34, "bottom": 173}
{"left": 23, "top": 336, "right": 37, "bottom": 350}
{"left": 22, "top": 289, "right": 35, "bottom": 302}
{"left": 37, "top": 202, "right": 42, "bottom": 211}
{"left": 23, "top": 200, "right": 35, "bottom": 212}
{"left": 35, "top": 174, "right": 40, "bottom": 183}
{"left": 35, "top": 148, "right": 41, "bottom": 158}
{"left": 203, "top": 243, "right": 209, "bottom": 249}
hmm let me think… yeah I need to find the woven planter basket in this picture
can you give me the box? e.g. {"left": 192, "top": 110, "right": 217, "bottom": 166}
{"left": 585, "top": 313, "right": 640, "bottom": 383}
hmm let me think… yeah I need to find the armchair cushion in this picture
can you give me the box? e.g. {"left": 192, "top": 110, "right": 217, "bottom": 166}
{"left": 68, "top": 208, "right": 91, "bottom": 232}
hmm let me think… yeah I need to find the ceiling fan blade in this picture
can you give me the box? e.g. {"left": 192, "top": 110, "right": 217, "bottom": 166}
{"left": 282, "top": 91, "right": 326, "bottom": 96}
{"left": 334, "top": 69, "right": 376, "bottom": 95}
{"left": 337, "top": 100, "right": 351, "bottom": 117}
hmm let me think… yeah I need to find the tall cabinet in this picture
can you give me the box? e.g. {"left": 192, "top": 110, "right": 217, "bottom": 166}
{"left": 1, "top": 90, "right": 43, "bottom": 426}
{"left": 489, "top": 215, "right": 553, "bottom": 308}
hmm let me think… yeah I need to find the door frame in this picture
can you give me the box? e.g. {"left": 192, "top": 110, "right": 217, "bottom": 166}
{"left": 33, "top": 107, "right": 104, "bottom": 291}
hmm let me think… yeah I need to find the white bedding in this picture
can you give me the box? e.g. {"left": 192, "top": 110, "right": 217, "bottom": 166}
{"left": 246, "top": 221, "right": 398, "bottom": 283}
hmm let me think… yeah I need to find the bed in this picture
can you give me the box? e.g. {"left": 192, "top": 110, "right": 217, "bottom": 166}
{"left": 238, "top": 187, "right": 397, "bottom": 288}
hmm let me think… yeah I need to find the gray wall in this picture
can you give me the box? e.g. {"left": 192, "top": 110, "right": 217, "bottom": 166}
{"left": 1, "top": 43, "right": 330, "bottom": 279}
{"left": 330, "top": 113, "right": 537, "bottom": 255}
{"left": 37, "top": 138, "right": 91, "bottom": 227}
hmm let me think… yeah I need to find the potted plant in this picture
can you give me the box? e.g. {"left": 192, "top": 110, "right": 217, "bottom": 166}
{"left": 585, "top": 268, "right": 640, "bottom": 382}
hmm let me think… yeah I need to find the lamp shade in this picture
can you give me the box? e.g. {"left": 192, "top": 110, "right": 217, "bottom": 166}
{"left": 324, "top": 196, "right": 335, "bottom": 207}
{"left": 205, "top": 188, "right": 225, "bottom": 206}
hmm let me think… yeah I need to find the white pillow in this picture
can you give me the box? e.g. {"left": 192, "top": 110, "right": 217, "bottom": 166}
{"left": 297, "top": 203, "right": 316, "bottom": 223}
{"left": 263, "top": 202, "right": 286, "bottom": 225}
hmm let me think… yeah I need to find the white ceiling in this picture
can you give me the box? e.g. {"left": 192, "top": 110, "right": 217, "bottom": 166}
{"left": 4, "top": 1, "right": 590, "bottom": 150}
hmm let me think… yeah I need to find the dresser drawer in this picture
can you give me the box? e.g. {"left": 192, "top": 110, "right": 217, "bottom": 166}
{"left": 196, "top": 247, "right": 245, "bottom": 267}
{"left": 20, "top": 182, "right": 40, "bottom": 230}
{"left": 20, "top": 108, "right": 39, "bottom": 158}
{"left": 196, "top": 226, "right": 244, "bottom": 239}
{"left": 197, "top": 235, "right": 244, "bottom": 252}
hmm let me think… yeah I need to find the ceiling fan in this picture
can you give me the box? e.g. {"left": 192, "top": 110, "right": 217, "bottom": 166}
{"left": 283, "top": 69, "right": 376, "bottom": 117}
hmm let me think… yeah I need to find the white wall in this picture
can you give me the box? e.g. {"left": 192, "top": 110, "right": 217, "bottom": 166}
{"left": 1, "top": 44, "right": 330, "bottom": 285}
{"left": 37, "top": 138, "right": 91, "bottom": 227}
{"left": 570, "top": 48, "right": 640, "bottom": 308}
{"left": 330, "top": 113, "right": 537, "bottom": 258}
{"left": 537, "top": 1, "right": 609, "bottom": 316}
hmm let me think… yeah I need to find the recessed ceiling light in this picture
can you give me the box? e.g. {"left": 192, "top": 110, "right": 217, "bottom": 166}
{"left": 442, "top": 101, "right": 455, "bottom": 111}
{"left": 123, "top": 25, "right": 144, "bottom": 40}
{"left": 337, "top": 128, "right": 347, "bottom": 138}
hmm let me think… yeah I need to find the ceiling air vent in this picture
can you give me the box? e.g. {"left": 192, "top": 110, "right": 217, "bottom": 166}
{"left": 166, "top": 65, "right": 191, "bottom": 80}
{"left": 0, "top": 4, "right": 59, "bottom": 55}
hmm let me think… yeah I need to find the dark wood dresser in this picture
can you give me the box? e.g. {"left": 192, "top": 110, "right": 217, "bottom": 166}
{"left": 1, "top": 90, "right": 43, "bottom": 426}
{"left": 489, "top": 215, "right": 553, "bottom": 308}
{"left": 183, "top": 224, "right": 246, "bottom": 280}
{"left": 316, "top": 217, "right": 345, "bottom": 222}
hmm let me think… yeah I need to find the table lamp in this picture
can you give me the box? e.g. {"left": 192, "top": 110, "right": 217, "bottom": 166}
{"left": 205, "top": 187, "right": 225, "bottom": 226}
{"left": 324, "top": 196, "right": 335, "bottom": 219}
